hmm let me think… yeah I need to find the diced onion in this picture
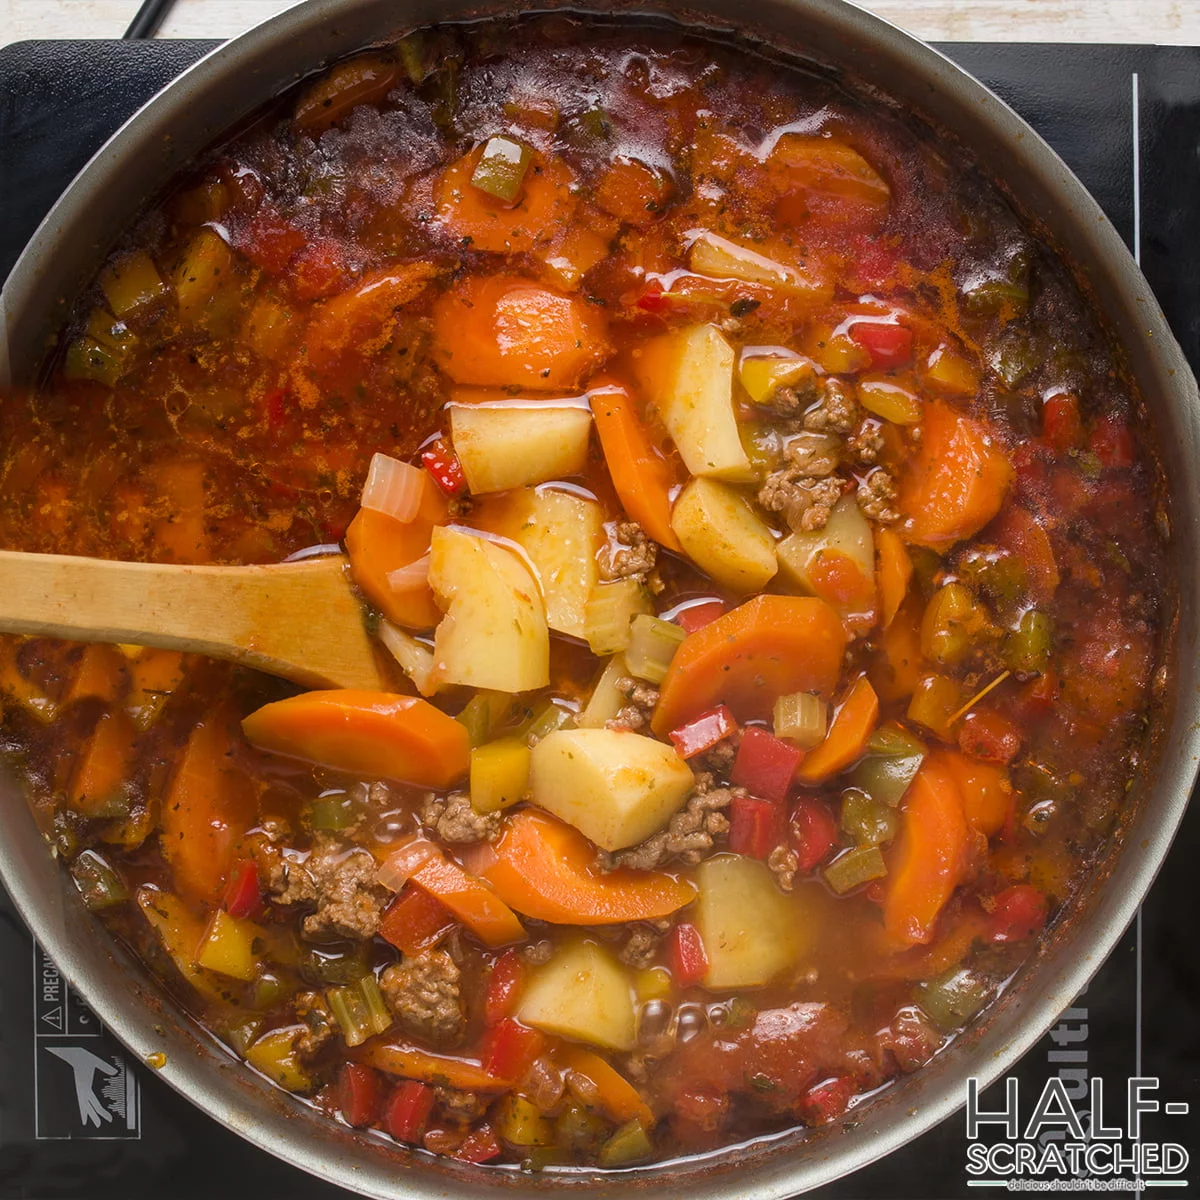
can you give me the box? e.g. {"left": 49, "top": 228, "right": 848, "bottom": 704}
{"left": 523, "top": 1054, "right": 567, "bottom": 1114}
{"left": 386, "top": 552, "right": 431, "bottom": 594}
{"left": 376, "top": 836, "right": 440, "bottom": 893}
{"left": 360, "top": 452, "right": 425, "bottom": 522}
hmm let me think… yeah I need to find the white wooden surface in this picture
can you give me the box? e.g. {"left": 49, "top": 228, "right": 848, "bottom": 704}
{"left": 3, "top": 0, "right": 1200, "bottom": 48}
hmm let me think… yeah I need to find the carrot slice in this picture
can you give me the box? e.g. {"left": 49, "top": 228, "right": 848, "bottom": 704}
{"left": 358, "top": 1039, "right": 514, "bottom": 1091}
{"left": 898, "top": 401, "right": 1013, "bottom": 549}
{"left": 937, "top": 749, "right": 1013, "bottom": 838}
{"left": 795, "top": 676, "right": 879, "bottom": 784}
{"left": 69, "top": 709, "right": 136, "bottom": 817}
{"left": 431, "top": 274, "right": 611, "bottom": 391}
{"left": 64, "top": 644, "right": 129, "bottom": 707}
{"left": 882, "top": 757, "right": 969, "bottom": 947}
{"left": 869, "top": 594, "right": 924, "bottom": 704}
{"left": 161, "top": 711, "right": 256, "bottom": 904}
{"left": 469, "top": 809, "right": 695, "bottom": 925}
{"left": 588, "top": 378, "right": 682, "bottom": 551}
{"left": 243, "top": 690, "right": 468, "bottom": 789}
{"left": 408, "top": 852, "right": 525, "bottom": 948}
{"left": 554, "top": 1044, "right": 655, "bottom": 1126}
{"left": 876, "top": 527, "right": 913, "bottom": 629}
{"left": 293, "top": 54, "right": 404, "bottom": 134}
{"left": 988, "top": 504, "right": 1059, "bottom": 605}
{"left": 651, "top": 595, "right": 847, "bottom": 736}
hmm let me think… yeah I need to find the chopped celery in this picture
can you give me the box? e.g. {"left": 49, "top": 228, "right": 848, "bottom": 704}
{"left": 907, "top": 674, "right": 963, "bottom": 741}
{"left": 327, "top": 974, "right": 392, "bottom": 1047}
{"left": 195, "top": 910, "right": 262, "bottom": 982}
{"left": 920, "top": 582, "right": 988, "bottom": 666}
{"left": 624, "top": 614, "right": 686, "bottom": 684}
{"left": 577, "top": 655, "right": 631, "bottom": 729}
{"left": 99, "top": 250, "right": 167, "bottom": 319}
{"left": 495, "top": 1094, "right": 556, "bottom": 1147}
{"left": 584, "top": 579, "right": 652, "bottom": 656}
{"left": 597, "top": 1119, "right": 653, "bottom": 1167}
{"left": 303, "top": 941, "right": 371, "bottom": 986}
{"left": 456, "top": 690, "right": 516, "bottom": 747}
{"left": 839, "top": 789, "right": 898, "bottom": 847}
{"left": 244, "top": 1025, "right": 312, "bottom": 1092}
{"left": 858, "top": 376, "right": 923, "bottom": 425}
{"left": 774, "top": 691, "right": 827, "bottom": 749}
{"left": 470, "top": 737, "right": 531, "bottom": 813}
{"left": 556, "top": 1102, "right": 609, "bottom": 1154}
{"left": 470, "top": 135, "right": 534, "bottom": 202}
{"left": 823, "top": 845, "right": 888, "bottom": 895}
{"left": 70, "top": 849, "right": 128, "bottom": 910}
{"left": 521, "top": 700, "right": 576, "bottom": 745}
{"left": 304, "top": 790, "right": 359, "bottom": 832}
{"left": 739, "top": 352, "right": 816, "bottom": 405}
{"left": 251, "top": 971, "right": 290, "bottom": 1012}
{"left": 916, "top": 966, "right": 992, "bottom": 1031}
{"left": 358, "top": 972, "right": 393, "bottom": 1035}
{"left": 1004, "top": 609, "right": 1052, "bottom": 675}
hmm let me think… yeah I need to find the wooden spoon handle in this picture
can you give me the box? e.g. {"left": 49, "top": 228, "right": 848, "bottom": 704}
{"left": 0, "top": 550, "right": 391, "bottom": 691}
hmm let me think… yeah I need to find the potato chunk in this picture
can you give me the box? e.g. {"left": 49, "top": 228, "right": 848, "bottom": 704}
{"left": 777, "top": 495, "right": 876, "bottom": 629}
{"left": 517, "top": 940, "right": 636, "bottom": 1051}
{"left": 694, "top": 854, "right": 799, "bottom": 989}
{"left": 688, "top": 231, "right": 832, "bottom": 303}
{"left": 429, "top": 526, "right": 549, "bottom": 692}
{"left": 450, "top": 397, "right": 593, "bottom": 494}
{"left": 529, "top": 727, "right": 694, "bottom": 851}
{"left": 671, "top": 477, "right": 778, "bottom": 593}
{"left": 634, "top": 324, "right": 754, "bottom": 482}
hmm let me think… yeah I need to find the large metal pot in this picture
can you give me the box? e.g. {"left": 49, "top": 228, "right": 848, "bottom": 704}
{"left": 1, "top": 1, "right": 1197, "bottom": 1195}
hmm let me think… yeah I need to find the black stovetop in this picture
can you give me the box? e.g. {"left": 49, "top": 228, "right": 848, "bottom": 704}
{"left": 1, "top": 37, "right": 1198, "bottom": 1200}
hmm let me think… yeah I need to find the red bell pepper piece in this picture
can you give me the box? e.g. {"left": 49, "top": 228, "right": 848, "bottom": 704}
{"left": 797, "top": 1075, "right": 856, "bottom": 1126}
{"left": 956, "top": 707, "right": 1022, "bottom": 765}
{"left": 479, "top": 1018, "right": 545, "bottom": 1083}
{"left": 385, "top": 1079, "right": 437, "bottom": 1143}
{"left": 668, "top": 705, "right": 737, "bottom": 760}
{"left": 452, "top": 1123, "right": 502, "bottom": 1164}
{"left": 421, "top": 437, "right": 467, "bottom": 495}
{"left": 675, "top": 599, "right": 726, "bottom": 633}
{"left": 988, "top": 885, "right": 1049, "bottom": 944}
{"left": 337, "top": 1062, "right": 384, "bottom": 1129}
{"left": 789, "top": 797, "right": 839, "bottom": 872}
{"left": 1088, "top": 416, "right": 1135, "bottom": 469}
{"left": 484, "top": 949, "right": 527, "bottom": 1026}
{"left": 728, "top": 794, "right": 786, "bottom": 860}
{"left": 850, "top": 321, "right": 912, "bottom": 368}
{"left": 1041, "top": 393, "right": 1083, "bottom": 452}
{"left": 729, "top": 727, "right": 803, "bottom": 802}
{"left": 634, "top": 276, "right": 669, "bottom": 313}
{"left": 378, "top": 885, "right": 457, "bottom": 957}
{"left": 222, "top": 859, "right": 260, "bottom": 919}
{"left": 667, "top": 922, "right": 709, "bottom": 987}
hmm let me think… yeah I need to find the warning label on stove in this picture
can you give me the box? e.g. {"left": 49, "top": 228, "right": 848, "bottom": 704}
{"left": 31, "top": 943, "right": 140, "bottom": 1139}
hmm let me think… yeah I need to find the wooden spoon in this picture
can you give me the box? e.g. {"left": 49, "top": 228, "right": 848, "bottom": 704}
{"left": 0, "top": 550, "right": 392, "bottom": 691}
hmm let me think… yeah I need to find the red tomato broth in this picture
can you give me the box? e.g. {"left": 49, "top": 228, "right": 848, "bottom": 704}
{"left": 0, "top": 16, "right": 1168, "bottom": 1171}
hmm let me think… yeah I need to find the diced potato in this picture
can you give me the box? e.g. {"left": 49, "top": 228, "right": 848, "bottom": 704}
{"left": 429, "top": 526, "right": 549, "bottom": 693}
{"left": 449, "top": 398, "right": 592, "bottom": 493}
{"left": 529, "top": 727, "right": 694, "bottom": 850}
{"left": 634, "top": 324, "right": 754, "bottom": 482}
{"left": 577, "top": 654, "right": 631, "bottom": 729}
{"left": 777, "top": 495, "right": 876, "bottom": 624}
{"left": 688, "top": 231, "right": 831, "bottom": 302}
{"left": 172, "top": 228, "right": 237, "bottom": 323}
{"left": 739, "top": 349, "right": 817, "bottom": 406}
{"left": 671, "top": 477, "right": 778, "bottom": 593}
{"left": 99, "top": 250, "right": 167, "bottom": 318}
{"left": 510, "top": 488, "right": 604, "bottom": 639}
{"left": 694, "top": 855, "right": 799, "bottom": 989}
{"left": 584, "top": 579, "right": 653, "bottom": 656}
{"left": 470, "top": 737, "right": 531, "bottom": 813}
{"left": 195, "top": 909, "right": 262, "bottom": 982}
{"left": 517, "top": 940, "right": 636, "bottom": 1051}
{"left": 376, "top": 620, "right": 437, "bottom": 696}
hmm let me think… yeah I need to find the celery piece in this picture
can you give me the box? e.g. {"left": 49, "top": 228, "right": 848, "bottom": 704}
{"left": 470, "top": 737, "right": 532, "bottom": 813}
{"left": 470, "top": 135, "right": 534, "bottom": 202}
{"left": 556, "top": 1102, "right": 609, "bottom": 1154}
{"left": 839, "top": 789, "right": 898, "bottom": 847}
{"left": 456, "top": 690, "right": 517, "bottom": 748}
{"left": 304, "top": 790, "right": 359, "bottom": 832}
{"left": 584, "top": 579, "right": 652, "bottom": 656}
{"left": 251, "top": 971, "right": 290, "bottom": 1012}
{"left": 849, "top": 749, "right": 924, "bottom": 807}
{"left": 577, "top": 654, "right": 631, "bottom": 729}
{"left": 1004, "top": 609, "right": 1052, "bottom": 676}
{"left": 823, "top": 845, "right": 888, "bottom": 895}
{"left": 774, "top": 691, "right": 828, "bottom": 749}
{"left": 496, "top": 1094, "right": 556, "bottom": 1147}
{"left": 916, "top": 966, "right": 992, "bottom": 1031}
{"left": 70, "top": 849, "right": 128, "bottom": 911}
{"left": 326, "top": 984, "right": 372, "bottom": 1047}
{"left": 522, "top": 700, "right": 576, "bottom": 745}
{"left": 303, "top": 941, "right": 371, "bottom": 986}
{"left": 624, "top": 614, "right": 687, "bottom": 685}
{"left": 597, "top": 1119, "right": 654, "bottom": 1167}
{"left": 358, "top": 973, "right": 393, "bottom": 1037}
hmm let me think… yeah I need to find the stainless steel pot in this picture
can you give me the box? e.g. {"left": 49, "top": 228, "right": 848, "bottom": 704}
{"left": 1, "top": 1, "right": 1197, "bottom": 1195}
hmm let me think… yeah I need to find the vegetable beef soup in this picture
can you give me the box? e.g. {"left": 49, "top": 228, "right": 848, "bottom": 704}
{"left": 0, "top": 16, "right": 1168, "bottom": 1170}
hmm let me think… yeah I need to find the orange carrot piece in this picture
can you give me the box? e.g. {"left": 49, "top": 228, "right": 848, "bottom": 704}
{"left": 898, "top": 401, "right": 1013, "bottom": 550}
{"left": 869, "top": 595, "right": 924, "bottom": 704}
{"left": 435, "top": 147, "right": 576, "bottom": 254}
{"left": 989, "top": 504, "right": 1060, "bottom": 605}
{"left": 408, "top": 852, "right": 526, "bottom": 948}
{"left": 431, "top": 274, "right": 611, "bottom": 391}
{"left": 293, "top": 54, "right": 404, "bottom": 134}
{"left": 882, "top": 757, "right": 969, "bottom": 947}
{"left": 554, "top": 1045, "right": 655, "bottom": 1127}
{"left": 344, "top": 481, "right": 447, "bottom": 630}
{"left": 64, "top": 644, "right": 129, "bottom": 707}
{"left": 588, "top": 378, "right": 682, "bottom": 551}
{"left": 795, "top": 676, "right": 879, "bottom": 784}
{"left": 937, "top": 749, "right": 1013, "bottom": 838}
{"left": 161, "top": 711, "right": 256, "bottom": 904}
{"left": 767, "top": 135, "right": 891, "bottom": 229}
{"left": 806, "top": 548, "right": 877, "bottom": 635}
{"left": 469, "top": 809, "right": 695, "bottom": 925}
{"left": 594, "top": 156, "right": 671, "bottom": 228}
{"left": 358, "top": 1039, "right": 514, "bottom": 1091}
{"left": 69, "top": 710, "right": 136, "bottom": 817}
{"left": 242, "top": 690, "right": 469, "bottom": 789}
{"left": 651, "top": 595, "right": 847, "bottom": 736}
{"left": 876, "top": 527, "right": 913, "bottom": 629}
{"left": 147, "top": 459, "right": 208, "bottom": 564}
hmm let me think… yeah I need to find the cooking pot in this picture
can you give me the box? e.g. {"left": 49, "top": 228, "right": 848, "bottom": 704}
{"left": 1, "top": 1, "right": 1197, "bottom": 1195}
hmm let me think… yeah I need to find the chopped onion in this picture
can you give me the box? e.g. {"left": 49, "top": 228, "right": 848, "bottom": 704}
{"left": 565, "top": 1069, "right": 602, "bottom": 1108}
{"left": 523, "top": 1054, "right": 566, "bottom": 1114}
{"left": 386, "top": 552, "right": 431, "bottom": 594}
{"left": 360, "top": 452, "right": 425, "bottom": 523}
{"left": 376, "top": 835, "right": 440, "bottom": 893}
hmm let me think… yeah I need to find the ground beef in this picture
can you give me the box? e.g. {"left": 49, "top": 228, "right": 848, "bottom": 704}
{"left": 758, "top": 472, "right": 845, "bottom": 532}
{"left": 601, "top": 779, "right": 739, "bottom": 871}
{"left": 877, "top": 1005, "right": 943, "bottom": 1073}
{"left": 420, "top": 791, "right": 501, "bottom": 844}
{"left": 803, "top": 378, "right": 860, "bottom": 434}
{"left": 380, "top": 949, "right": 465, "bottom": 1046}
{"left": 606, "top": 676, "right": 660, "bottom": 732}
{"left": 435, "top": 1086, "right": 487, "bottom": 1125}
{"left": 767, "top": 843, "right": 799, "bottom": 892}
{"left": 764, "top": 361, "right": 820, "bottom": 416}
{"left": 600, "top": 520, "right": 658, "bottom": 583}
{"left": 846, "top": 421, "right": 884, "bottom": 464}
{"left": 267, "top": 834, "right": 390, "bottom": 941}
{"left": 293, "top": 990, "right": 336, "bottom": 1059}
{"left": 521, "top": 940, "right": 554, "bottom": 965}
{"left": 856, "top": 468, "right": 900, "bottom": 523}
{"left": 619, "top": 923, "right": 665, "bottom": 968}
{"left": 696, "top": 726, "right": 741, "bottom": 776}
